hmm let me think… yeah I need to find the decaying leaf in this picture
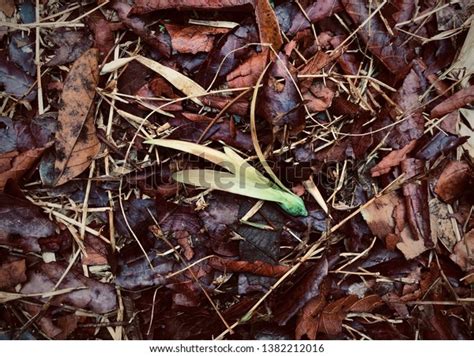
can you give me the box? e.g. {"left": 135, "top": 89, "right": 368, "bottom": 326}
{"left": 435, "top": 160, "right": 472, "bottom": 203}
{"left": 0, "top": 54, "right": 36, "bottom": 100}
{"left": 0, "top": 193, "right": 57, "bottom": 252}
{"left": 258, "top": 52, "right": 304, "bottom": 134}
{"left": 361, "top": 191, "right": 435, "bottom": 259}
{"left": 341, "top": 0, "right": 414, "bottom": 77}
{"left": 371, "top": 140, "right": 417, "bottom": 177}
{"left": 165, "top": 23, "right": 229, "bottom": 54}
{"left": 450, "top": 229, "right": 474, "bottom": 272}
{"left": 401, "top": 158, "right": 432, "bottom": 248}
{"left": 431, "top": 85, "right": 474, "bottom": 118}
{"left": 130, "top": 0, "right": 283, "bottom": 50}
{"left": 54, "top": 48, "right": 100, "bottom": 186}
{"left": 0, "top": 257, "right": 26, "bottom": 289}
{"left": 20, "top": 262, "right": 117, "bottom": 314}
{"left": 0, "top": 146, "right": 47, "bottom": 190}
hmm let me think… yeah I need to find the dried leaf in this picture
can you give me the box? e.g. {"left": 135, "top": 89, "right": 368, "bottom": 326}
{"left": 401, "top": 158, "right": 432, "bottom": 247}
{"left": 20, "top": 262, "right": 117, "bottom": 314}
{"left": 165, "top": 24, "right": 229, "bottom": 54}
{"left": 319, "top": 294, "right": 383, "bottom": 336}
{"left": 258, "top": 52, "right": 304, "bottom": 134}
{"left": 0, "top": 193, "right": 56, "bottom": 252}
{"left": 112, "top": 2, "right": 170, "bottom": 57}
{"left": 450, "top": 229, "right": 474, "bottom": 271}
{"left": 274, "top": 258, "right": 329, "bottom": 325}
{"left": 226, "top": 51, "right": 268, "bottom": 88}
{"left": 0, "top": 146, "right": 47, "bottom": 191}
{"left": 0, "top": 53, "right": 36, "bottom": 100}
{"left": 0, "top": 0, "right": 15, "bottom": 17}
{"left": 371, "top": 140, "right": 416, "bottom": 177}
{"left": 135, "top": 55, "right": 207, "bottom": 105}
{"left": 0, "top": 258, "right": 26, "bottom": 289}
{"left": 54, "top": 48, "right": 100, "bottom": 186}
{"left": 209, "top": 257, "right": 289, "bottom": 277}
{"left": 449, "top": 16, "right": 474, "bottom": 87}
{"left": 431, "top": 85, "right": 474, "bottom": 118}
{"left": 434, "top": 160, "right": 472, "bottom": 203}
{"left": 341, "top": 0, "right": 414, "bottom": 76}
{"left": 46, "top": 29, "right": 93, "bottom": 67}
{"left": 288, "top": 0, "right": 342, "bottom": 36}
{"left": 131, "top": 0, "right": 283, "bottom": 50}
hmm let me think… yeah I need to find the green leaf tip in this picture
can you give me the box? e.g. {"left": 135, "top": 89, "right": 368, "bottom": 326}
{"left": 146, "top": 139, "right": 308, "bottom": 217}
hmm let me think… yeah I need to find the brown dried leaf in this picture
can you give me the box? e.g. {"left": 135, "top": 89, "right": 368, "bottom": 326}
{"left": 0, "top": 258, "right": 26, "bottom": 289}
{"left": 209, "top": 257, "right": 290, "bottom": 277}
{"left": 302, "top": 81, "right": 335, "bottom": 112}
{"left": 295, "top": 294, "right": 326, "bottom": 340}
{"left": 319, "top": 294, "right": 383, "bottom": 336}
{"left": 274, "top": 258, "right": 329, "bottom": 325}
{"left": 371, "top": 140, "right": 416, "bottom": 177}
{"left": 131, "top": 0, "right": 283, "bottom": 50}
{"left": 54, "top": 48, "right": 100, "bottom": 186}
{"left": 341, "top": 0, "right": 414, "bottom": 76}
{"left": 226, "top": 51, "right": 268, "bottom": 88}
{"left": 434, "top": 160, "right": 472, "bottom": 203}
{"left": 361, "top": 191, "right": 432, "bottom": 259}
{"left": 165, "top": 24, "right": 229, "bottom": 54}
{"left": 0, "top": 0, "right": 15, "bottom": 17}
{"left": 431, "top": 85, "right": 474, "bottom": 118}
{"left": 0, "top": 147, "right": 47, "bottom": 191}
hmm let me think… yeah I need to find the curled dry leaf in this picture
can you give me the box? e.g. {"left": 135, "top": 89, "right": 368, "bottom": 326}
{"left": 54, "top": 48, "right": 101, "bottom": 186}
{"left": 401, "top": 158, "right": 432, "bottom": 248}
{"left": 371, "top": 140, "right": 417, "bottom": 177}
{"left": 431, "top": 85, "right": 474, "bottom": 118}
{"left": 434, "top": 160, "right": 472, "bottom": 203}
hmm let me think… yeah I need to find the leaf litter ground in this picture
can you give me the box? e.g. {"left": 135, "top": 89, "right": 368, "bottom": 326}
{"left": 0, "top": 0, "right": 473, "bottom": 340}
